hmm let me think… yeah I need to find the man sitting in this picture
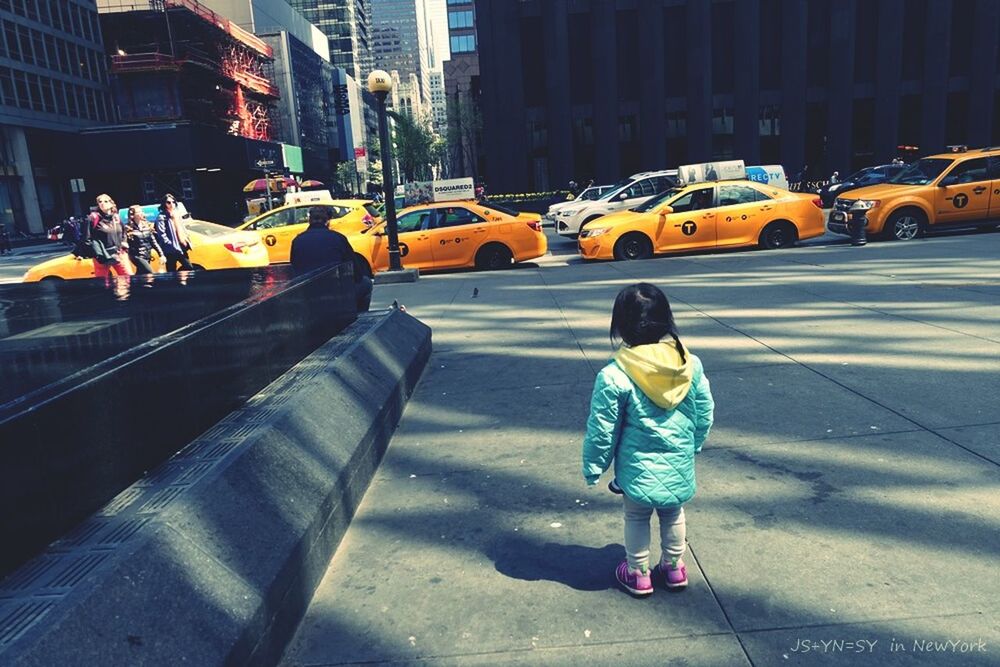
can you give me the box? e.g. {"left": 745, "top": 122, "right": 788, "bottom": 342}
{"left": 290, "top": 206, "right": 372, "bottom": 312}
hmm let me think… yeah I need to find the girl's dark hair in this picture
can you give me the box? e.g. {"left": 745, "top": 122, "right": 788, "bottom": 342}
{"left": 610, "top": 282, "right": 686, "bottom": 362}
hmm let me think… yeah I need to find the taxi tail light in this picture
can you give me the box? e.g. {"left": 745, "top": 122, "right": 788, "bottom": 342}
{"left": 526, "top": 220, "right": 542, "bottom": 232}
{"left": 811, "top": 198, "right": 823, "bottom": 208}
{"left": 225, "top": 240, "right": 253, "bottom": 253}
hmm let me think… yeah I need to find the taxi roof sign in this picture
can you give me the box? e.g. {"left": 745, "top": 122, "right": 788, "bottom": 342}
{"left": 676, "top": 160, "right": 746, "bottom": 185}
{"left": 945, "top": 145, "right": 968, "bottom": 153}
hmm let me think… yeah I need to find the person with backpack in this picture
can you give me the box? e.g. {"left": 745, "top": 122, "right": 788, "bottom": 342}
{"left": 86, "top": 194, "right": 133, "bottom": 279}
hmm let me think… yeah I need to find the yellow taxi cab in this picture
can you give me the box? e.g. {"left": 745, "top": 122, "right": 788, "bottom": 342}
{"left": 577, "top": 180, "right": 825, "bottom": 260}
{"left": 22, "top": 219, "right": 269, "bottom": 282}
{"left": 237, "top": 199, "right": 381, "bottom": 263}
{"left": 828, "top": 146, "right": 1000, "bottom": 240}
{"left": 348, "top": 200, "right": 548, "bottom": 274}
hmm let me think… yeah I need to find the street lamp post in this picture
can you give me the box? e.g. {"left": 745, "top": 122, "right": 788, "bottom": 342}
{"left": 368, "top": 70, "right": 403, "bottom": 272}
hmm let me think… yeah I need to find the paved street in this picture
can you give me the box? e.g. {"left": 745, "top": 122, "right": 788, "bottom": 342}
{"left": 280, "top": 230, "right": 1000, "bottom": 666}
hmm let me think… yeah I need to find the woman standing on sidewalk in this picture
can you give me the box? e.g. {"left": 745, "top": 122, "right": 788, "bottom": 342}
{"left": 154, "top": 193, "right": 193, "bottom": 272}
{"left": 87, "top": 194, "right": 133, "bottom": 280}
{"left": 125, "top": 205, "right": 164, "bottom": 275}
{"left": 582, "top": 283, "right": 714, "bottom": 596}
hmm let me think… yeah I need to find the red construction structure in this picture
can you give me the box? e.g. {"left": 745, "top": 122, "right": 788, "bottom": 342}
{"left": 100, "top": 0, "right": 279, "bottom": 141}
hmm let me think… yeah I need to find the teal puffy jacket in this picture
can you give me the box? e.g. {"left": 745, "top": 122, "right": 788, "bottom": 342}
{"left": 582, "top": 348, "right": 714, "bottom": 508}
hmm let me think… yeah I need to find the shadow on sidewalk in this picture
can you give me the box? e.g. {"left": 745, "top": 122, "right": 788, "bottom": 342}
{"left": 489, "top": 537, "right": 621, "bottom": 591}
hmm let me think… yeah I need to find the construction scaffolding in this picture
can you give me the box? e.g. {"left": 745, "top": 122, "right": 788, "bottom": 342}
{"left": 101, "top": 0, "right": 279, "bottom": 141}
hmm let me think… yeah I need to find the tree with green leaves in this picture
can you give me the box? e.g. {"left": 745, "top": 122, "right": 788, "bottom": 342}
{"left": 387, "top": 110, "right": 435, "bottom": 183}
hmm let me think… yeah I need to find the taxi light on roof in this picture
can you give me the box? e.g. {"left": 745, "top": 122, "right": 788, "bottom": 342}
{"left": 946, "top": 145, "right": 968, "bottom": 153}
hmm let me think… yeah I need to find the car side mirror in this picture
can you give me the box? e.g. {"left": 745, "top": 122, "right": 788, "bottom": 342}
{"left": 657, "top": 205, "right": 674, "bottom": 216}
{"left": 939, "top": 175, "right": 958, "bottom": 187}
{"left": 618, "top": 192, "right": 629, "bottom": 200}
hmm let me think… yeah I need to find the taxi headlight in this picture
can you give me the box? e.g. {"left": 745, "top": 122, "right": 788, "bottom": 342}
{"left": 580, "top": 227, "right": 610, "bottom": 238}
{"left": 850, "top": 199, "right": 880, "bottom": 211}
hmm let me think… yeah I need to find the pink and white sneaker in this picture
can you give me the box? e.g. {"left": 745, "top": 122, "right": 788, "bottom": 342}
{"left": 615, "top": 560, "right": 653, "bottom": 596}
{"left": 655, "top": 557, "right": 688, "bottom": 589}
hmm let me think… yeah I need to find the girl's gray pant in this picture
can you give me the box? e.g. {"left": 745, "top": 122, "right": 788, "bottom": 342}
{"left": 622, "top": 494, "right": 686, "bottom": 572}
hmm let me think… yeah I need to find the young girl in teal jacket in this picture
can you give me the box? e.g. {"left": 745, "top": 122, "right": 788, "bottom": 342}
{"left": 582, "top": 283, "right": 714, "bottom": 596}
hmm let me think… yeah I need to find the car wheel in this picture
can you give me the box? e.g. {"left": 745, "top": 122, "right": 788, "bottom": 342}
{"left": 885, "top": 209, "right": 925, "bottom": 241}
{"left": 475, "top": 243, "right": 513, "bottom": 270}
{"left": 758, "top": 221, "right": 798, "bottom": 249}
{"left": 613, "top": 233, "right": 653, "bottom": 261}
{"left": 40, "top": 276, "right": 63, "bottom": 282}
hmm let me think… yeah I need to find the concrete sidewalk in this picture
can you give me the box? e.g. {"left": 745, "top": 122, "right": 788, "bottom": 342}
{"left": 281, "top": 233, "right": 1000, "bottom": 666}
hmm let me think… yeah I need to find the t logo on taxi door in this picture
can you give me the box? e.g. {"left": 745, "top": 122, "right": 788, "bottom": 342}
{"left": 952, "top": 193, "right": 969, "bottom": 209}
{"left": 265, "top": 235, "right": 277, "bottom": 246}
{"left": 681, "top": 221, "right": 698, "bottom": 236}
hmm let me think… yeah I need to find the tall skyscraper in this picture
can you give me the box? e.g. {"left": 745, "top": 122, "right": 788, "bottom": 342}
{"left": 424, "top": 0, "right": 448, "bottom": 70}
{"left": 287, "top": 0, "right": 372, "bottom": 82}
{"left": 0, "top": 0, "right": 114, "bottom": 234}
{"left": 443, "top": 0, "right": 479, "bottom": 179}
{"left": 371, "top": 0, "right": 431, "bottom": 116}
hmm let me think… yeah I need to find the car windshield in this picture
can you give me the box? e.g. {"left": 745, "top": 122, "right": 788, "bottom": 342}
{"left": 845, "top": 168, "right": 872, "bottom": 182}
{"left": 887, "top": 158, "right": 953, "bottom": 185}
{"left": 630, "top": 188, "right": 683, "bottom": 213}
{"left": 484, "top": 202, "right": 520, "bottom": 216}
{"left": 578, "top": 186, "right": 610, "bottom": 201}
{"left": 186, "top": 220, "right": 236, "bottom": 237}
{"left": 598, "top": 178, "right": 635, "bottom": 200}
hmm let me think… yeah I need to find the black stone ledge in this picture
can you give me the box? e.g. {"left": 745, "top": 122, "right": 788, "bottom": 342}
{"left": 0, "top": 308, "right": 432, "bottom": 667}
{"left": 0, "top": 265, "right": 357, "bottom": 577}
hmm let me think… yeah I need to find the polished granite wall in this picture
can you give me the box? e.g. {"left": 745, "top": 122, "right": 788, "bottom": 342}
{"left": 0, "top": 266, "right": 357, "bottom": 576}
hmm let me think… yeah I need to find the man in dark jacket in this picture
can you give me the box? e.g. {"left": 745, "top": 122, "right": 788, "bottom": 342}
{"left": 290, "top": 206, "right": 372, "bottom": 311}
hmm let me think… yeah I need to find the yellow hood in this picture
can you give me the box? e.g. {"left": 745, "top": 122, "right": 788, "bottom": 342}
{"left": 613, "top": 340, "right": 693, "bottom": 409}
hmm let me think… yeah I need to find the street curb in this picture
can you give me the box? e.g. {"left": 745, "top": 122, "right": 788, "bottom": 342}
{"left": 0, "top": 309, "right": 432, "bottom": 666}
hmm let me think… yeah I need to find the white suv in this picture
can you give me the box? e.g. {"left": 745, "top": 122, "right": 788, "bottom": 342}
{"left": 552, "top": 170, "right": 677, "bottom": 237}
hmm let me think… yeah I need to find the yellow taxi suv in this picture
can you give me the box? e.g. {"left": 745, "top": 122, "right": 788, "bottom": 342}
{"left": 237, "top": 199, "right": 381, "bottom": 263}
{"left": 22, "top": 220, "right": 269, "bottom": 282}
{"left": 577, "top": 180, "right": 825, "bottom": 261}
{"left": 348, "top": 201, "right": 547, "bottom": 274}
{"left": 828, "top": 146, "right": 1000, "bottom": 240}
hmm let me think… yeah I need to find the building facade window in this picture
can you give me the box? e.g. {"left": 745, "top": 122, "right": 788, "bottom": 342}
{"left": 448, "top": 10, "right": 473, "bottom": 29}
{"left": 758, "top": 0, "right": 781, "bottom": 90}
{"left": 450, "top": 34, "right": 475, "bottom": 53}
{"left": 710, "top": 2, "right": 734, "bottom": 94}
{"left": 806, "top": 0, "right": 830, "bottom": 87}
{"left": 759, "top": 105, "right": 780, "bottom": 163}
{"left": 711, "top": 107, "right": 734, "bottom": 159}
{"left": 662, "top": 5, "right": 686, "bottom": 94}
{"left": 901, "top": 0, "right": 927, "bottom": 81}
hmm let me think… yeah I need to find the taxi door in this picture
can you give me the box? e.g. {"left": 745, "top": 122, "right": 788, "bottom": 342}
{"left": 715, "top": 184, "right": 768, "bottom": 246}
{"left": 429, "top": 206, "right": 489, "bottom": 269}
{"left": 252, "top": 206, "right": 310, "bottom": 263}
{"left": 934, "top": 157, "right": 991, "bottom": 225}
{"left": 654, "top": 185, "right": 717, "bottom": 252}
{"left": 370, "top": 209, "right": 435, "bottom": 270}
{"left": 989, "top": 157, "right": 1000, "bottom": 218}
